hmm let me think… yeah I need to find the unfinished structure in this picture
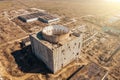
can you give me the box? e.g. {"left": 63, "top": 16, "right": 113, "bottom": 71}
{"left": 30, "top": 25, "right": 83, "bottom": 73}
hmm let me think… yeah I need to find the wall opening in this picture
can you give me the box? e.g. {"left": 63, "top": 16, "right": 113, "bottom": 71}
{"left": 78, "top": 42, "right": 80, "bottom": 48}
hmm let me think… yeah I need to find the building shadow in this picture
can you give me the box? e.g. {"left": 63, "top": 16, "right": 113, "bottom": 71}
{"left": 11, "top": 45, "right": 52, "bottom": 75}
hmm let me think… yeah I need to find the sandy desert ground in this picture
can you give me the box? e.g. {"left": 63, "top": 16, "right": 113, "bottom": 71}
{"left": 0, "top": 0, "right": 120, "bottom": 80}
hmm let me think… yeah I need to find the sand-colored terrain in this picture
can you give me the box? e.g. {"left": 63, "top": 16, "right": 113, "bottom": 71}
{"left": 0, "top": 0, "right": 120, "bottom": 80}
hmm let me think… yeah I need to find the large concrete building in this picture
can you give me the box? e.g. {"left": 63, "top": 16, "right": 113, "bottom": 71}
{"left": 18, "top": 12, "right": 60, "bottom": 23}
{"left": 18, "top": 12, "right": 47, "bottom": 22}
{"left": 38, "top": 14, "right": 60, "bottom": 23}
{"left": 30, "top": 25, "right": 83, "bottom": 73}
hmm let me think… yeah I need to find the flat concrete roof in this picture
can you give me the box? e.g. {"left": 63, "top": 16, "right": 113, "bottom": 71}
{"left": 31, "top": 31, "right": 80, "bottom": 50}
{"left": 39, "top": 14, "right": 59, "bottom": 21}
{"left": 19, "top": 12, "right": 47, "bottom": 20}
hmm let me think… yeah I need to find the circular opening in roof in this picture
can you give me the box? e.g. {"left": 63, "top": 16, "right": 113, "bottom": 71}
{"left": 42, "top": 25, "right": 69, "bottom": 36}
{"left": 42, "top": 25, "right": 69, "bottom": 43}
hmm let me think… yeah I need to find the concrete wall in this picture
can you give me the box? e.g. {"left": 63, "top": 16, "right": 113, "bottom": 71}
{"left": 38, "top": 17, "right": 60, "bottom": 23}
{"left": 30, "top": 34, "right": 82, "bottom": 73}
{"left": 30, "top": 35, "right": 54, "bottom": 72}
{"left": 47, "top": 18, "right": 60, "bottom": 23}
{"left": 53, "top": 36, "right": 82, "bottom": 73}
{"left": 26, "top": 18, "right": 38, "bottom": 22}
{"left": 18, "top": 16, "right": 27, "bottom": 22}
{"left": 18, "top": 16, "right": 38, "bottom": 22}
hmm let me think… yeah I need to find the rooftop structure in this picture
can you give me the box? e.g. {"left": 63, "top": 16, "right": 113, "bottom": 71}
{"left": 30, "top": 25, "right": 83, "bottom": 73}
{"left": 42, "top": 25, "right": 69, "bottom": 43}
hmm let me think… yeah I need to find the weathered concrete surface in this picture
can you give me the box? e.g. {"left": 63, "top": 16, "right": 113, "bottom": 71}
{"left": 30, "top": 26, "right": 83, "bottom": 73}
